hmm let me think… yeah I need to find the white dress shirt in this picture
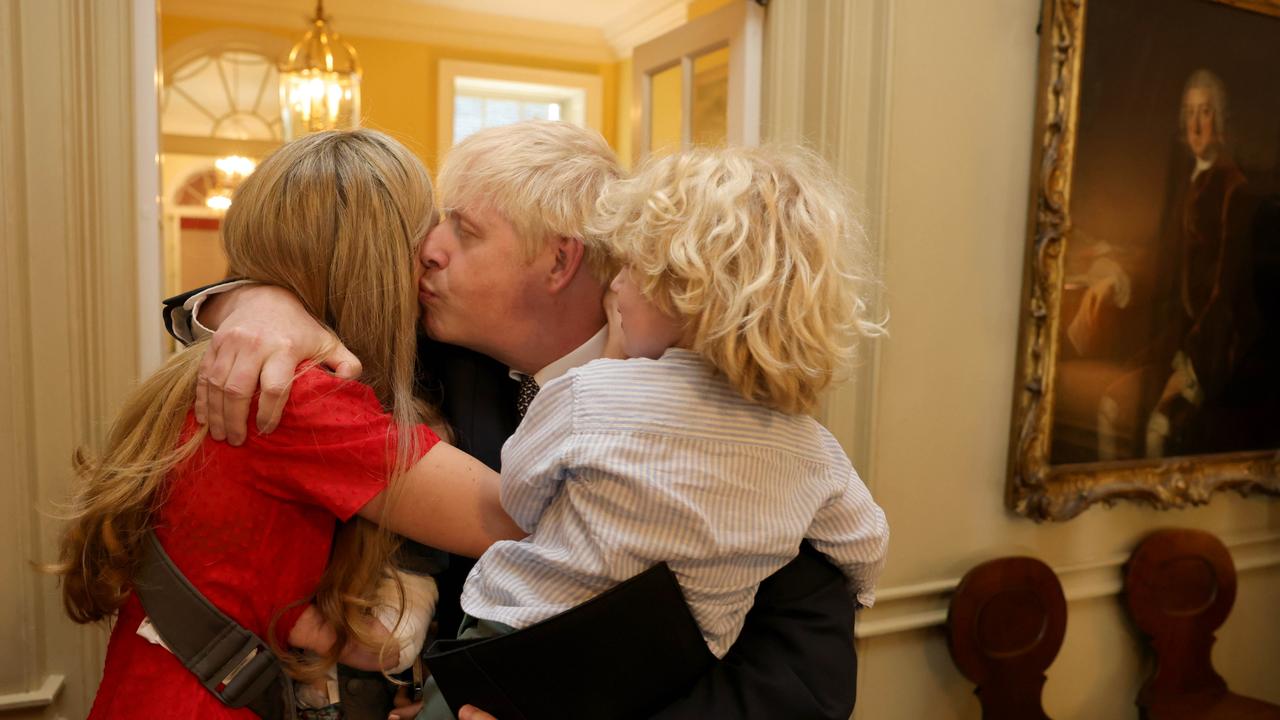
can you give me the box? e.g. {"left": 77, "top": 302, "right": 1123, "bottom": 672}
{"left": 168, "top": 279, "right": 256, "bottom": 342}
{"left": 508, "top": 327, "right": 608, "bottom": 387}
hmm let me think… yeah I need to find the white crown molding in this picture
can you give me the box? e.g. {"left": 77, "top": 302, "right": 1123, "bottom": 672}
{"left": 162, "top": 0, "right": 622, "bottom": 63}
{"left": 854, "top": 531, "right": 1280, "bottom": 639}
{"left": 601, "top": 0, "right": 688, "bottom": 57}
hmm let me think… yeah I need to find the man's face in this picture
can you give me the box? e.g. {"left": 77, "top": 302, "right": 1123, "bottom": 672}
{"left": 609, "top": 266, "right": 685, "bottom": 359}
{"left": 418, "top": 205, "right": 543, "bottom": 356}
{"left": 1183, "top": 86, "right": 1217, "bottom": 160}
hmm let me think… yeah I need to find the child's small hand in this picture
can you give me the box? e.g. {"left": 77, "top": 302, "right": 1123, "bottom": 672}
{"left": 602, "top": 288, "right": 627, "bottom": 360}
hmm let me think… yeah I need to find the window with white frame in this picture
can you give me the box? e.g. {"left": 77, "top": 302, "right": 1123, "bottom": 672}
{"left": 439, "top": 60, "right": 603, "bottom": 151}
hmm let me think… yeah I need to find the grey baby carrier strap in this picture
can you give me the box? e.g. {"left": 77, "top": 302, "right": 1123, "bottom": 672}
{"left": 134, "top": 530, "right": 298, "bottom": 720}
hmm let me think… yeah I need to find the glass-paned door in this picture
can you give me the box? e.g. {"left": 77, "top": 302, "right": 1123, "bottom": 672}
{"left": 632, "top": 0, "right": 763, "bottom": 161}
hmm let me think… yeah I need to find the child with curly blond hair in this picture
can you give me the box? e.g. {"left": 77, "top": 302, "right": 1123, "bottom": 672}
{"left": 418, "top": 146, "right": 890, "bottom": 718}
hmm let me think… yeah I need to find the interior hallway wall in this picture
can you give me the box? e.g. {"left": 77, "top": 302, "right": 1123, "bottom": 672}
{"left": 762, "top": 1, "right": 1280, "bottom": 717}
{"left": 1, "top": 1, "right": 157, "bottom": 717}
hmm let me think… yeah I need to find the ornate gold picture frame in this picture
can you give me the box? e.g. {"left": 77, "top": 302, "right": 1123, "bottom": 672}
{"left": 1008, "top": 0, "right": 1280, "bottom": 521}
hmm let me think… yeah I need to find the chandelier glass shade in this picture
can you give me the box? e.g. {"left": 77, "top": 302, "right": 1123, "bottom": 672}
{"left": 279, "top": 1, "right": 361, "bottom": 140}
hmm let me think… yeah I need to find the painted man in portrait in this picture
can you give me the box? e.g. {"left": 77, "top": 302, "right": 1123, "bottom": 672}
{"left": 1072, "top": 68, "right": 1260, "bottom": 461}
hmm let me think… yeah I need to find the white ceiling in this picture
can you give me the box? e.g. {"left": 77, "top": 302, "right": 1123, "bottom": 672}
{"left": 401, "top": 0, "right": 684, "bottom": 31}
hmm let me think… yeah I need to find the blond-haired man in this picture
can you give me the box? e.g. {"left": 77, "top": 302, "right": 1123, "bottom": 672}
{"left": 167, "top": 121, "right": 859, "bottom": 720}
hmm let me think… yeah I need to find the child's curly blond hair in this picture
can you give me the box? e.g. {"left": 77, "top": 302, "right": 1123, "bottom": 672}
{"left": 591, "top": 145, "right": 885, "bottom": 414}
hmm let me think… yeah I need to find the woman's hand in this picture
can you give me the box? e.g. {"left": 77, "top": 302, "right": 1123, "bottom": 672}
{"left": 197, "top": 284, "right": 363, "bottom": 445}
{"left": 287, "top": 604, "right": 337, "bottom": 655}
{"left": 286, "top": 603, "right": 399, "bottom": 671}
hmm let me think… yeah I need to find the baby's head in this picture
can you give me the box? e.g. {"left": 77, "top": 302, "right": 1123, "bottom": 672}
{"left": 593, "top": 145, "right": 885, "bottom": 415}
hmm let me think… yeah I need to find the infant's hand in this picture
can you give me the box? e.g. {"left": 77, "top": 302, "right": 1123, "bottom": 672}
{"left": 601, "top": 287, "right": 626, "bottom": 360}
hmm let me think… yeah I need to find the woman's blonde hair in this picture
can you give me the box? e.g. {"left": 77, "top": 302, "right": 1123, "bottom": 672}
{"left": 592, "top": 145, "right": 885, "bottom": 415}
{"left": 55, "top": 129, "right": 436, "bottom": 679}
{"left": 438, "top": 120, "right": 622, "bottom": 281}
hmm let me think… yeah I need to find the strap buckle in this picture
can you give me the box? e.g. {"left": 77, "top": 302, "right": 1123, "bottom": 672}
{"left": 202, "top": 631, "right": 282, "bottom": 709}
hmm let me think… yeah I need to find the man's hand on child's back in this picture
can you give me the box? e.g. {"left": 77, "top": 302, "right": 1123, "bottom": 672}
{"left": 196, "top": 284, "right": 362, "bottom": 445}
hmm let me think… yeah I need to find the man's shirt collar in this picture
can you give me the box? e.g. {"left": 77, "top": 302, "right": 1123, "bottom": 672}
{"left": 509, "top": 326, "right": 608, "bottom": 387}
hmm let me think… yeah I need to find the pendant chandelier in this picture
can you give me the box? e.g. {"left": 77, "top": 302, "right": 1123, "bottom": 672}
{"left": 279, "top": 0, "right": 362, "bottom": 140}
{"left": 205, "top": 155, "right": 257, "bottom": 212}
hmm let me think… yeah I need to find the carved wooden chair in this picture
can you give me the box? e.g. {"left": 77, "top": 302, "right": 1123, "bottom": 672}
{"left": 946, "top": 556, "right": 1067, "bottom": 720}
{"left": 1124, "top": 528, "right": 1280, "bottom": 720}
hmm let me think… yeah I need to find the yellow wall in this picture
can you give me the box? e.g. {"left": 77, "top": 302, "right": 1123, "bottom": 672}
{"left": 761, "top": 2, "right": 1280, "bottom": 718}
{"left": 648, "top": 64, "right": 684, "bottom": 155}
{"left": 160, "top": 14, "right": 620, "bottom": 171}
{"left": 615, "top": 0, "right": 736, "bottom": 166}
{"left": 614, "top": 57, "right": 634, "bottom": 169}
{"left": 688, "top": 0, "right": 735, "bottom": 21}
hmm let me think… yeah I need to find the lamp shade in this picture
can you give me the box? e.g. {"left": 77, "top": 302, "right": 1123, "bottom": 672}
{"left": 279, "top": 1, "right": 361, "bottom": 140}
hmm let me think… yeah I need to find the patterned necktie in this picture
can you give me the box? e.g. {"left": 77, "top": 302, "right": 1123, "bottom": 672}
{"left": 515, "top": 374, "right": 540, "bottom": 418}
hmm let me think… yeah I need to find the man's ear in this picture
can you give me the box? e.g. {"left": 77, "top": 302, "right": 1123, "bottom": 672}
{"left": 547, "top": 235, "right": 586, "bottom": 293}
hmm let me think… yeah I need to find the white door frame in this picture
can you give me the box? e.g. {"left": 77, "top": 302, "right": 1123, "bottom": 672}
{"left": 0, "top": 1, "right": 160, "bottom": 716}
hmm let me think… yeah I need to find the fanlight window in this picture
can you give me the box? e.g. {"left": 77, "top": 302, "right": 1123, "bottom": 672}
{"left": 163, "top": 50, "right": 283, "bottom": 141}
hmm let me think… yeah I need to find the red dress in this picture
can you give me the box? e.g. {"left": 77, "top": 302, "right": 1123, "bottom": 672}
{"left": 88, "top": 369, "right": 438, "bottom": 719}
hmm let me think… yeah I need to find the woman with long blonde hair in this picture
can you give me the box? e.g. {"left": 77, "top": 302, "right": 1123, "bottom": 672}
{"left": 55, "top": 130, "right": 519, "bottom": 719}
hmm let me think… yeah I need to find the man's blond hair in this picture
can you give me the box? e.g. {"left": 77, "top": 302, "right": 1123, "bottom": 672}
{"left": 591, "top": 145, "right": 886, "bottom": 415}
{"left": 438, "top": 120, "right": 623, "bottom": 281}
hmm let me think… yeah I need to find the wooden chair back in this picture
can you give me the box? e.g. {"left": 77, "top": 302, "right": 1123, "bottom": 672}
{"left": 946, "top": 556, "right": 1066, "bottom": 720}
{"left": 1124, "top": 528, "right": 1280, "bottom": 719}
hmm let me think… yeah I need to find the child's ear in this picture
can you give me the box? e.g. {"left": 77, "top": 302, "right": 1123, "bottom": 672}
{"left": 547, "top": 235, "right": 586, "bottom": 293}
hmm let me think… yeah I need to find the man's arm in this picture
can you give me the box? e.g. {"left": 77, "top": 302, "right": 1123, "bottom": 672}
{"left": 443, "top": 545, "right": 859, "bottom": 720}
{"left": 650, "top": 544, "right": 859, "bottom": 720}
{"left": 163, "top": 279, "right": 255, "bottom": 344}
{"left": 162, "top": 283, "right": 361, "bottom": 444}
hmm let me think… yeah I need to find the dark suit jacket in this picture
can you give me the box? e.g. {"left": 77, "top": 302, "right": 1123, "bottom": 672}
{"left": 163, "top": 287, "right": 859, "bottom": 719}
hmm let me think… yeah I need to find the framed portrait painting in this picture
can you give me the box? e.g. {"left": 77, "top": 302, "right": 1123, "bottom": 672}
{"left": 1008, "top": 0, "right": 1280, "bottom": 520}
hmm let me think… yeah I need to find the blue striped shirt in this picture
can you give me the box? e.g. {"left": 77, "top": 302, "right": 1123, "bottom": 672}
{"left": 460, "top": 348, "right": 889, "bottom": 657}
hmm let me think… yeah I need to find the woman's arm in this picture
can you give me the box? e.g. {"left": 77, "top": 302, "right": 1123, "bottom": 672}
{"left": 357, "top": 442, "right": 526, "bottom": 559}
